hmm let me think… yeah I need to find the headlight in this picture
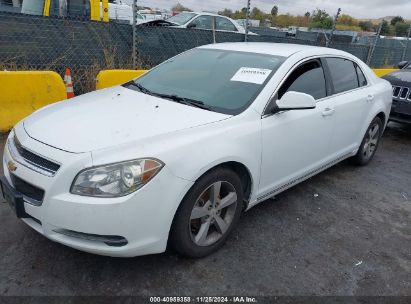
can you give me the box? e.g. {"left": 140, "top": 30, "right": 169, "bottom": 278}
{"left": 70, "top": 158, "right": 164, "bottom": 197}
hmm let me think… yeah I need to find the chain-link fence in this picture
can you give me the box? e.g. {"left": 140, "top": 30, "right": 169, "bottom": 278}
{"left": 0, "top": 11, "right": 135, "bottom": 93}
{"left": 1, "top": 10, "right": 410, "bottom": 94}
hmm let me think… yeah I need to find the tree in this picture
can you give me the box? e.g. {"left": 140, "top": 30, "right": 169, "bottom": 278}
{"left": 359, "top": 20, "right": 374, "bottom": 32}
{"left": 294, "top": 15, "right": 310, "bottom": 27}
{"left": 171, "top": 3, "right": 192, "bottom": 12}
{"left": 395, "top": 22, "right": 411, "bottom": 37}
{"left": 380, "top": 20, "right": 391, "bottom": 35}
{"left": 275, "top": 14, "right": 295, "bottom": 27}
{"left": 311, "top": 9, "right": 330, "bottom": 22}
{"left": 338, "top": 14, "right": 358, "bottom": 27}
{"left": 304, "top": 12, "right": 310, "bottom": 19}
{"left": 271, "top": 5, "right": 278, "bottom": 17}
{"left": 310, "top": 9, "right": 333, "bottom": 29}
{"left": 250, "top": 7, "right": 271, "bottom": 22}
{"left": 231, "top": 8, "right": 247, "bottom": 19}
{"left": 219, "top": 8, "right": 233, "bottom": 18}
{"left": 390, "top": 16, "right": 404, "bottom": 26}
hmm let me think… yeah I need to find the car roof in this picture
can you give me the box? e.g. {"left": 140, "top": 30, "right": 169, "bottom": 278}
{"left": 200, "top": 42, "right": 348, "bottom": 58}
{"left": 190, "top": 12, "right": 226, "bottom": 17}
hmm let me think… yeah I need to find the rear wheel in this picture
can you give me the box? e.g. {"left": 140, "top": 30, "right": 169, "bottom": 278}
{"left": 170, "top": 168, "right": 243, "bottom": 258}
{"left": 351, "top": 117, "right": 383, "bottom": 166}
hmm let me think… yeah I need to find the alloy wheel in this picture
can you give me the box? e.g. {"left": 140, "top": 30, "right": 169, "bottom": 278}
{"left": 363, "top": 122, "right": 380, "bottom": 160}
{"left": 189, "top": 181, "right": 238, "bottom": 247}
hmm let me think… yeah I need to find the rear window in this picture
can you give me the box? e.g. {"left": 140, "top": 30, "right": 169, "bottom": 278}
{"left": 326, "top": 58, "right": 359, "bottom": 94}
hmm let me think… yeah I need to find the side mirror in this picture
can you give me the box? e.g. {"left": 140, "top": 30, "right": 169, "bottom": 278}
{"left": 397, "top": 61, "right": 409, "bottom": 69}
{"left": 276, "top": 91, "right": 316, "bottom": 111}
{"left": 187, "top": 23, "right": 196, "bottom": 29}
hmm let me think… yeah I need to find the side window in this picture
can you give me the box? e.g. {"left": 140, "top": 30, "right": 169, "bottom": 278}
{"left": 355, "top": 64, "right": 367, "bottom": 87}
{"left": 216, "top": 17, "right": 237, "bottom": 32}
{"left": 189, "top": 15, "right": 213, "bottom": 30}
{"left": 325, "top": 58, "right": 359, "bottom": 94}
{"left": 278, "top": 60, "right": 327, "bottom": 100}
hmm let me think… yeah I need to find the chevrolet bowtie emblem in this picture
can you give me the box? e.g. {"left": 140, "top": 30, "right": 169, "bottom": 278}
{"left": 7, "top": 160, "right": 17, "bottom": 172}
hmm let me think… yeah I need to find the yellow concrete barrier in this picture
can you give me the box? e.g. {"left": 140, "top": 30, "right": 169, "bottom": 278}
{"left": 96, "top": 70, "right": 147, "bottom": 90}
{"left": 372, "top": 69, "right": 398, "bottom": 77}
{"left": 0, "top": 71, "right": 66, "bottom": 132}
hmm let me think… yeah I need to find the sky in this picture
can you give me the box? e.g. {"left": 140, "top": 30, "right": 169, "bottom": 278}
{"left": 124, "top": 0, "right": 411, "bottom": 19}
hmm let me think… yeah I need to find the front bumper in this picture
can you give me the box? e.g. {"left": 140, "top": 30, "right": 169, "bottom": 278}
{"left": 389, "top": 112, "right": 411, "bottom": 125}
{"left": 2, "top": 126, "right": 193, "bottom": 257}
{"left": 389, "top": 98, "right": 411, "bottom": 124}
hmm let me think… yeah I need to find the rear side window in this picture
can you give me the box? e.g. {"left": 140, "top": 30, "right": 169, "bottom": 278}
{"left": 216, "top": 17, "right": 237, "bottom": 32}
{"left": 325, "top": 58, "right": 359, "bottom": 94}
{"left": 278, "top": 60, "right": 327, "bottom": 100}
{"left": 355, "top": 64, "right": 367, "bottom": 87}
{"left": 190, "top": 15, "right": 213, "bottom": 30}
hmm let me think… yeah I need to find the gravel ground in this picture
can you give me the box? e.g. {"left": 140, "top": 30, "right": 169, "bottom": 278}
{"left": 0, "top": 123, "right": 410, "bottom": 296}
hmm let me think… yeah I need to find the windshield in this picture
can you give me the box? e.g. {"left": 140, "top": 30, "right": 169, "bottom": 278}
{"left": 126, "top": 48, "right": 285, "bottom": 115}
{"left": 167, "top": 12, "right": 197, "bottom": 25}
{"left": 406, "top": 62, "right": 411, "bottom": 69}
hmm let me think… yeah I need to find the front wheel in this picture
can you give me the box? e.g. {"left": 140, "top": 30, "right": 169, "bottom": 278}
{"left": 351, "top": 117, "right": 383, "bottom": 166}
{"left": 169, "top": 168, "right": 243, "bottom": 258}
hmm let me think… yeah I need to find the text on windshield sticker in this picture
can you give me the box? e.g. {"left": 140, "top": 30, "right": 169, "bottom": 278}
{"left": 230, "top": 67, "right": 272, "bottom": 85}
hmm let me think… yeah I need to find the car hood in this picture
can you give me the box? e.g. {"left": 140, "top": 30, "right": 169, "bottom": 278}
{"left": 23, "top": 86, "right": 230, "bottom": 153}
{"left": 382, "top": 70, "right": 411, "bottom": 87}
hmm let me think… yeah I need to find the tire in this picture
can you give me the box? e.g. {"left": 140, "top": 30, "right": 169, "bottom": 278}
{"left": 169, "top": 167, "right": 244, "bottom": 258}
{"left": 351, "top": 117, "right": 383, "bottom": 166}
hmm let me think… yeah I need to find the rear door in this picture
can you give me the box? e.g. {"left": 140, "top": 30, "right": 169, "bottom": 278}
{"left": 323, "top": 58, "right": 371, "bottom": 158}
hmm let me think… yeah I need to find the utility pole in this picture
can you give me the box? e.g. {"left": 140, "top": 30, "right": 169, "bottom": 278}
{"left": 402, "top": 23, "right": 411, "bottom": 61}
{"left": 132, "top": 0, "right": 138, "bottom": 68}
{"left": 367, "top": 20, "right": 383, "bottom": 66}
{"left": 326, "top": 7, "right": 341, "bottom": 47}
{"left": 244, "top": 0, "right": 251, "bottom": 42}
{"left": 212, "top": 16, "right": 217, "bottom": 44}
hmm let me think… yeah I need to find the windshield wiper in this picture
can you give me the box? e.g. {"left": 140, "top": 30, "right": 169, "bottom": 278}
{"left": 124, "top": 82, "right": 213, "bottom": 111}
{"left": 153, "top": 93, "right": 213, "bottom": 111}
{"left": 123, "top": 81, "right": 154, "bottom": 95}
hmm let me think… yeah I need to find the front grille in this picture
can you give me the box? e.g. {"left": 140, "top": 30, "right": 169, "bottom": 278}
{"left": 392, "top": 85, "right": 410, "bottom": 100}
{"left": 10, "top": 174, "right": 45, "bottom": 204}
{"left": 393, "top": 86, "right": 401, "bottom": 97}
{"left": 400, "top": 87, "right": 409, "bottom": 99}
{"left": 12, "top": 136, "right": 60, "bottom": 175}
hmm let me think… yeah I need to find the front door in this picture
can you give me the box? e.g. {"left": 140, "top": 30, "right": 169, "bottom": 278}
{"left": 259, "top": 59, "right": 336, "bottom": 200}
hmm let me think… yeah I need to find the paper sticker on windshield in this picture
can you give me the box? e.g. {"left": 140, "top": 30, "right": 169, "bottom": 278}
{"left": 231, "top": 67, "right": 272, "bottom": 85}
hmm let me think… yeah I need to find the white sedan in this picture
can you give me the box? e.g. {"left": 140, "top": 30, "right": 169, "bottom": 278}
{"left": 166, "top": 12, "right": 248, "bottom": 34}
{"left": 0, "top": 43, "right": 392, "bottom": 258}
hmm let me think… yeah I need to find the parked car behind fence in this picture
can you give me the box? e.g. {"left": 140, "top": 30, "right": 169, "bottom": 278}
{"left": 383, "top": 61, "right": 411, "bottom": 124}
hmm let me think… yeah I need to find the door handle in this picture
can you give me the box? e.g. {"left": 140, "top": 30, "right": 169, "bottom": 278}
{"left": 322, "top": 108, "right": 335, "bottom": 117}
{"left": 366, "top": 94, "right": 374, "bottom": 102}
